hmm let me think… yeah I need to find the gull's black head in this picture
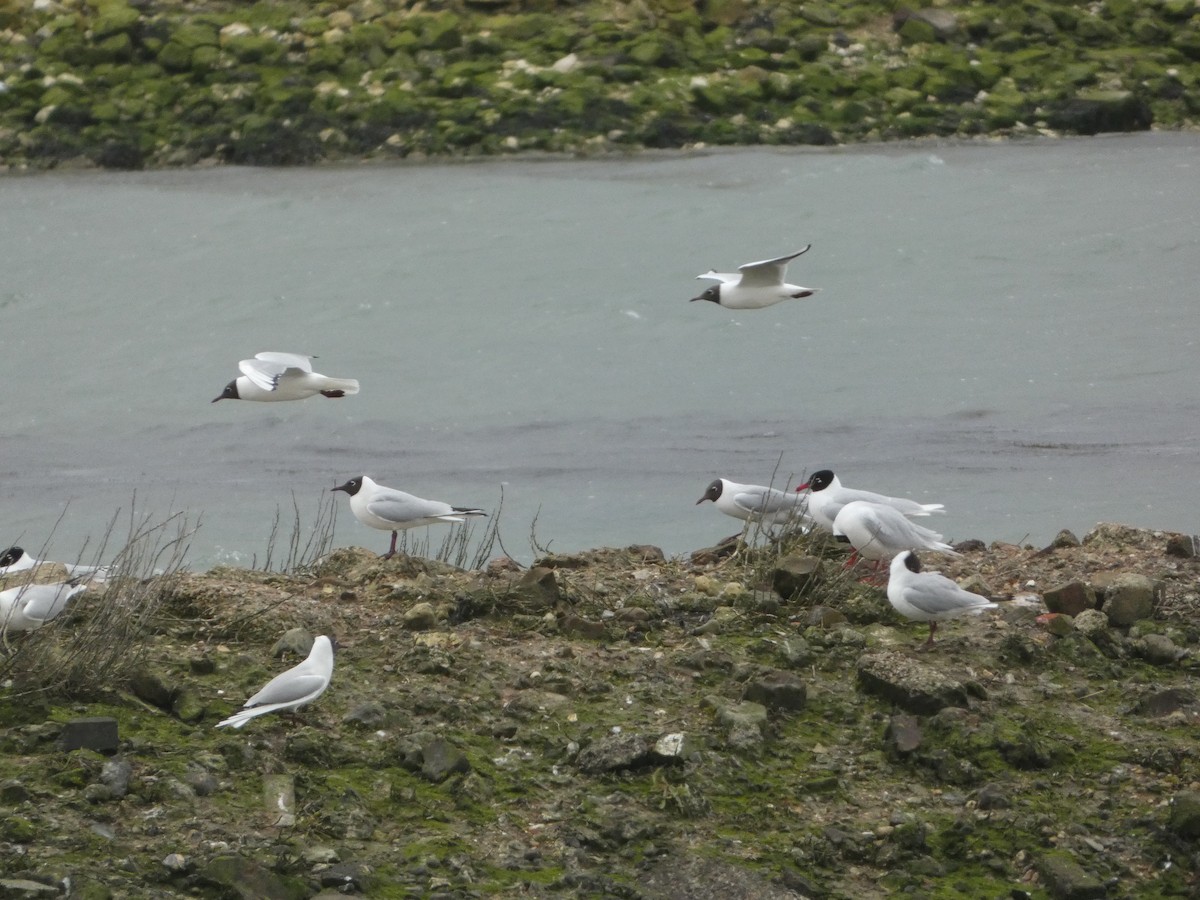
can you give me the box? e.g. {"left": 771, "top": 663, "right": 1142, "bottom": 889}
{"left": 212, "top": 380, "right": 239, "bottom": 403}
{"left": 332, "top": 477, "right": 364, "bottom": 497}
{"left": 0, "top": 546, "right": 26, "bottom": 568}
{"left": 806, "top": 470, "right": 835, "bottom": 492}
{"left": 690, "top": 285, "right": 721, "bottom": 305}
{"left": 903, "top": 551, "right": 922, "bottom": 574}
{"left": 696, "top": 478, "right": 724, "bottom": 505}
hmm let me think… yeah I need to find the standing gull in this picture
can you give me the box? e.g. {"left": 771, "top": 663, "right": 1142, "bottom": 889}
{"left": 797, "top": 469, "right": 944, "bottom": 533}
{"left": 215, "top": 635, "right": 335, "bottom": 729}
{"left": 691, "top": 246, "right": 819, "bottom": 310}
{"left": 886, "top": 551, "right": 996, "bottom": 648}
{"left": 696, "top": 478, "right": 811, "bottom": 529}
{"left": 212, "top": 352, "right": 360, "bottom": 403}
{"left": 832, "top": 500, "right": 959, "bottom": 571}
{"left": 332, "top": 475, "right": 487, "bottom": 559}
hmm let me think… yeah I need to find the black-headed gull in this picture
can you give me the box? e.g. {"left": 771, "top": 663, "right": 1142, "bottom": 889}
{"left": 0, "top": 546, "right": 110, "bottom": 581}
{"left": 832, "top": 501, "right": 959, "bottom": 568}
{"left": 212, "top": 352, "right": 360, "bottom": 403}
{"left": 696, "top": 478, "right": 811, "bottom": 528}
{"left": 216, "top": 635, "right": 335, "bottom": 729}
{"left": 332, "top": 475, "right": 487, "bottom": 559}
{"left": 797, "top": 469, "right": 944, "bottom": 533}
{"left": 0, "top": 581, "right": 88, "bottom": 632}
{"left": 691, "top": 246, "right": 818, "bottom": 309}
{"left": 887, "top": 550, "right": 996, "bottom": 648}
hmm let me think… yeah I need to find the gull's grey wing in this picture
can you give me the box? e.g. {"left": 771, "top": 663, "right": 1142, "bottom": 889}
{"left": 855, "top": 504, "right": 945, "bottom": 545}
{"left": 367, "top": 492, "right": 456, "bottom": 526}
{"left": 244, "top": 669, "right": 328, "bottom": 708}
{"left": 899, "top": 574, "right": 993, "bottom": 617}
{"left": 733, "top": 487, "right": 802, "bottom": 517}
{"left": 736, "top": 245, "right": 812, "bottom": 287}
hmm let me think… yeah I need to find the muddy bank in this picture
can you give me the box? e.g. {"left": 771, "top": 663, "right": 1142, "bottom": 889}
{"left": 1, "top": 521, "right": 1199, "bottom": 898}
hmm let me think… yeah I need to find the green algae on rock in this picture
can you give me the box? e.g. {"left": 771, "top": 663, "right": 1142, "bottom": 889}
{"left": 0, "top": 0, "right": 1196, "bottom": 169}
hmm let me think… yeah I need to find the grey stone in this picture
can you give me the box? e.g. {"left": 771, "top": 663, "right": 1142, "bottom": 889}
{"left": 184, "top": 764, "right": 219, "bottom": 797}
{"left": 0, "top": 780, "right": 31, "bottom": 804}
{"left": 197, "top": 854, "right": 309, "bottom": 900}
{"left": 1049, "top": 529, "right": 1081, "bottom": 548}
{"left": 856, "top": 652, "right": 970, "bottom": 714}
{"left": 58, "top": 717, "right": 119, "bottom": 754}
{"left": 771, "top": 554, "right": 821, "bottom": 599}
{"left": 1134, "top": 633, "right": 1185, "bottom": 666}
{"left": 100, "top": 757, "right": 132, "bottom": 798}
{"left": 884, "top": 713, "right": 922, "bottom": 756}
{"left": 575, "top": 732, "right": 690, "bottom": 774}
{"left": 419, "top": 737, "right": 471, "bottom": 783}
{"left": 401, "top": 601, "right": 438, "bottom": 630}
{"left": 271, "top": 627, "right": 314, "bottom": 658}
{"left": 1165, "top": 534, "right": 1198, "bottom": 558}
{"left": 1073, "top": 609, "right": 1111, "bottom": 640}
{"left": 713, "top": 700, "right": 768, "bottom": 749}
{"left": 343, "top": 701, "right": 390, "bottom": 729}
{"left": 1043, "top": 581, "right": 1096, "bottom": 616}
{"left": 0, "top": 879, "right": 59, "bottom": 896}
{"left": 1036, "top": 850, "right": 1107, "bottom": 899}
{"left": 741, "top": 670, "right": 807, "bottom": 713}
{"left": 129, "top": 670, "right": 176, "bottom": 711}
{"left": 263, "top": 774, "right": 295, "bottom": 828}
{"left": 1102, "top": 573, "right": 1159, "bottom": 626}
{"left": 318, "top": 862, "right": 376, "bottom": 892}
{"left": 1134, "top": 688, "right": 1196, "bottom": 717}
{"left": 976, "top": 783, "right": 1012, "bottom": 810}
{"left": 1168, "top": 791, "right": 1200, "bottom": 839}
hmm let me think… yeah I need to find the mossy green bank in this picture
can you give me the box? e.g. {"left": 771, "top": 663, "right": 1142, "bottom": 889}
{"left": 0, "top": 0, "right": 1197, "bottom": 169}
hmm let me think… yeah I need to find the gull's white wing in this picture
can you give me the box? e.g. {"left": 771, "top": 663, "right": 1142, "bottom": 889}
{"left": 238, "top": 353, "right": 311, "bottom": 392}
{"left": 696, "top": 270, "right": 741, "bottom": 284}
{"left": 17, "top": 583, "right": 86, "bottom": 625}
{"left": 736, "top": 245, "right": 811, "bottom": 287}
{"left": 255, "top": 352, "right": 314, "bottom": 372}
{"left": 899, "top": 574, "right": 994, "bottom": 618}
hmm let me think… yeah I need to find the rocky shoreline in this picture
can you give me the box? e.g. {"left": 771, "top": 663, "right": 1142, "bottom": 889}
{"left": 1, "top": 520, "right": 1199, "bottom": 898}
{"left": 0, "top": 0, "right": 1197, "bottom": 170}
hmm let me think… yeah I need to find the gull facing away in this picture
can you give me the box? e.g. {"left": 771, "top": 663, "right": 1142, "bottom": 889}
{"left": 212, "top": 352, "right": 360, "bottom": 403}
{"left": 691, "top": 245, "right": 819, "bottom": 310}
{"left": 696, "top": 478, "right": 811, "bottom": 529}
{"left": 215, "top": 635, "right": 335, "bottom": 729}
{"left": 887, "top": 550, "right": 996, "bottom": 648}
{"left": 797, "top": 469, "right": 945, "bottom": 533}
{"left": 332, "top": 475, "right": 487, "bottom": 559}
{"left": 832, "top": 500, "right": 959, "bottom": 568}
{"left": 0, "top": 546, "right": 110, "bottom": 581}
{"left": 0, "top": 581, "right": 88, "bottom": 633}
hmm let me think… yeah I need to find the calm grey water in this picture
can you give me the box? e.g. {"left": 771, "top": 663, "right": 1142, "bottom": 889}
{"left": 2, "top": 133, "right": 1197, "bottom": 570}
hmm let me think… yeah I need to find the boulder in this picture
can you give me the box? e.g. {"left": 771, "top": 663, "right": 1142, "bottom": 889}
{"left": 1100, "top": 573, "right": 1159, "bottom": 626}
{"left": 58, "top": 718, "right": 119, "bottom": 754}
{"left": 856, "top": 652, "right": 971, "bottom": 714}
{"left": 771, "top": 555, "right": 821, "bottom": 600}
{"left": 1046, "top": 90, "right": 1153, "bottom": 135}
{"left": 740, "top": 670, "right": 807, "bottom": 714}
{"left": 1043, "top": 581, "right": 1096, "bottom": 616}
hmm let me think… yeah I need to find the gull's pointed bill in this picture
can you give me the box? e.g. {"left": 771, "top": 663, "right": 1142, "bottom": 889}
{"left": 215, "top": 635, "right": 335, "bottom": 729}
{"left": 0, "top": 546, "right": 111, "bottom": 581}
{"left": 796, "top": 469, "right": 945, "bottom": 533}
{"left": 691, "top": 245, "right": 818, "bottom": 309}
{"left": 212, "top": 352, "right": 360, "bottom": 403}
{"left": 0, "top": 581, "right": 88, "bottom": 632}
{"left": 887, "top": 551, "right": 996, "bottom": 648}
{"left": 696, "top": 477, "right": 811, "bottom": 529}
{"left": 331, "top": 475, "right": 487, "bottom": 559}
